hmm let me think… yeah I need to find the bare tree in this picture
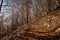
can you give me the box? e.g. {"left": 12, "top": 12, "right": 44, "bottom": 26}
{"left": 47, "top": 0, "right": 51, "bottom": 12}
{"left": 0, "top": 0, "right": 3, "bottom": 27}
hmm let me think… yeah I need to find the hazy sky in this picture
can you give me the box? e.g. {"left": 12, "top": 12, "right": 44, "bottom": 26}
{"left": 0, "top": 0, "right": 19, "bottom": 19}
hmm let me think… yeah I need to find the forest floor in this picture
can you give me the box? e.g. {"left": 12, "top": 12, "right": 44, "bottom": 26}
{"left": 1, "top": 10, "right": 60, "bottom": 40}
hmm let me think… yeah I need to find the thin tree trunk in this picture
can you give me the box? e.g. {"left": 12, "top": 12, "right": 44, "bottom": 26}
{"left": 26, "top": 0, "right": 29, "bottom": 23}
{"left": 47, "top": 0, "right": 51, "bottom": 12}
{"left": 0, "top": 0, "right": 3, "bottom": 11}
{"left": 0, "top": 0, "right": 3, "bottom": 27}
